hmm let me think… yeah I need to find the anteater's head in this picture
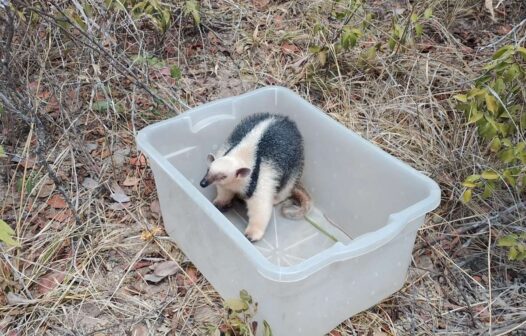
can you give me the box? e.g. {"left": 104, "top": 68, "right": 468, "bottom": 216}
{"left": 199, "top": 154, "right": 251, "bottom": 188}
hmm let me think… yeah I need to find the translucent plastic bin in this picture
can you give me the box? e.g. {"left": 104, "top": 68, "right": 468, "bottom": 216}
{"left": 136, "top": 86, "right": 440, "bottom": 336}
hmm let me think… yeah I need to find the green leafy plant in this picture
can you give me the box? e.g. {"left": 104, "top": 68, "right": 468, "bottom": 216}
{"left": 308, "top": 2, "right": 433, "bottom": 68}
{"left": 309, "top": 0, "right": 368, "bottom": 67}
{"left": 208, "top": 290, "right": 272, "bottom": 336}
{"left": 105, "top": 0, "right": 173, "bottom": 33}
{"left": 497, "top": 233, "right": 526, "bottom": 261}
{"left": 387, "top": 7, "right": 433, "bottom": 52}
{"left": 457, "top": 45, "right": 526, "bottom": 202}
{"left": 456, "top": 45, "right": 526, "bottom": 260}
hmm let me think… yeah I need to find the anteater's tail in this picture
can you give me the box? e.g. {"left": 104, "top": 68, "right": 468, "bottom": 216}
{"left": 281, "top": 184, "right": 312, "bottom": 220}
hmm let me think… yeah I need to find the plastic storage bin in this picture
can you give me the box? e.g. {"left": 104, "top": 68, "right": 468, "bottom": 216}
{"left": 136, "top": 86, "right": 440, "bottom": 336}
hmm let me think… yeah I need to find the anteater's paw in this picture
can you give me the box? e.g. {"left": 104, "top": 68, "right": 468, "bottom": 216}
{"left": 244, "top": 226, "right": 265, "bottom": 242}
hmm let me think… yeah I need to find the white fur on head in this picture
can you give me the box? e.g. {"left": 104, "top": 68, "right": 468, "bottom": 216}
{"left": 208, "top": 156, "right": 251, "bottom": 187}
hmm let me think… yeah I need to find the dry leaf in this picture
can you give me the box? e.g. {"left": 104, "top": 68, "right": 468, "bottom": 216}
{"left": 36, "top": 271, "right": 66, "bottom": 294}
{"left": 47, "top": 209, "right": 73, "bottom": 223}
{"left": 130, "top": 154, "right": 147, "bottom": 167}
{"left": 157, "top": 67, "right": 171, "bottom": 76}
{"left": 281, "top": 43, "right": 300, "bottom": 54}
{"left": 82, "top": 177, "right": 99, "bottom": 190}
{"left": 132, "top": 260, "right": 153, "bottom": 270}
{"left": 185, "top": 267, "right": 199, "bottom": 284}
{"left": 85, "top": 143, "right": 98, "bottom": 152}
{"left": 252, "top": 0, "right": 270, "bottom": 10}
{"left": 37, "top": 183, "right": 55, "bottom": 198}
{"left": 6, "top": 292, "right": 34, "bottom": 305}
{"left": 144, "top": 273, "right": 165, "bottom": 283}
{"left": 110, "top": 182, "right": 130, "bottom": 203}
{"left": 140, "top": 226, "right": 163, "bottom": 240}
{"left": 130, "top": 323, "right": 148, "bottom": 336}
{"left": 193, "top": 306, "right": 221, "bottom": 325}
{"left": 152, "top": 260, "right": 179, "bottom": 277}
{"left": 47, "top": 194, "right": 67, "bottom": 209}
{"left": 123, "top": 176, "right": 140, "bottom": 187}
{"left": 109, "top": 202, "right": 130, "bottom": 211}
{"left": 20, "top": 157, "right": 36, "bottom": 169}
{"left": 150, "top": 200, "right": 161, "bottom": 218}
{"left": 496, "top": 25, "right": 512, "bottom": 35}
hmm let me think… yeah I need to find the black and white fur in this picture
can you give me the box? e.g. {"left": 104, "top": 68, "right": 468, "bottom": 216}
{"left": 199, "top": 113, "right": 311, "bottom": 241}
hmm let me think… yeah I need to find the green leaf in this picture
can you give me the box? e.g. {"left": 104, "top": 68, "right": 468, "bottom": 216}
{"left": 170, "top": 65, "right": 182, "bottom": 79}
{"left": 485, "top": 93, "right": 498, "bottom": 114}
{"left": 341, "top": 30, "right": 351, "bottom": 50}
{"left": 500, "top": 148, "right": 515, "bottom": 163}
{"left": 493, "top": 78, "right": 505, "bottom": 95}
{"left": 365, "top": 46, "right": 376, "bottom": 61}
{"left": 498, "top": 235, "right": 518, "bottom": 247}
{"left": 508, "top": 245, "right": 518, "bottom": 260}
{"left": 518, "top": 46, "right": 526, "bottom": 60}
{"left": 467, "top": 108, "right": 483, "bottom": 124}
{"left": 414, "top": 23, "right": 423, "bottom": 37}
{"left": 16, "top": 176, "right": 36, "bottom": 194}
{"left": 0, "top": 145, "right": 6, "bottom": 158}
{"left": 453, "top": 94, "right": 468, "bottom": 102}
{"left": 465, "top": 174, "right": 481, "bottom": 183}
{"left": 467, "top": 87, "right": 486, "bottom": 98}
{"left": 502, "top": 169, "right": 516, "bottom": 187}
{"left": 462, "top": 189, "right": 472, "bottom": 203}
{"left": 184, "top": 0, "right": 200, "bottom": 25}
{"left": 308, "top": 45, "right": 321, "bottom": 53}
{"left": 388, "top": 37, "right": 396, "bottom": 50}
{"left": 462, "top": 181, "right": 477, "bottom": 188}
{"left": 0, "top": 219, "right": 19, "bottom": 247}
{"left": 492, "top": 45, "right": 513, "bottom": 60}
{"left": 482, "top": 182, "right": 494, "bottom": 199}
{"left": 224, "top": 298, "right": 248, "bottom": 312}
{"left": 410, "top": 13, "right": 418, "bottom": 23}
{"left": 239, "top": 289, "right": 252, "bottom": 304}
{"left": 481, "top": 170, "right": 499, "bottom": 180}
{"left": 489, "top": 137, "right": 501, "bottom": 152}
{"left": 92, "top": 100, "right": 111, "bottom": 112}
{"left": 424, "top": 8, "right": 433, "bottom": 19}
{"left": 263, "top": 321, "right": 273, "bottom": 336}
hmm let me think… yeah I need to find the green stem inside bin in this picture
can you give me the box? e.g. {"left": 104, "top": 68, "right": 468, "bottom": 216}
{"left": 304, "top": 215, "right": 338, "bottom": 242}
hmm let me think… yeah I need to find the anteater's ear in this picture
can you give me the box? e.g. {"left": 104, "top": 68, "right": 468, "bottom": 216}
{"left": 236, "top": 167, "right": 251, "bottom": 178}
{"left": 207, "top": 153, "right": 215, "bottom": 164}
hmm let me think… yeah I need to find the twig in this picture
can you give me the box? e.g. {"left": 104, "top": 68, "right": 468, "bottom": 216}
{"left": 415, "top": 201, "right": 526, "bottom": 251}
{"left": 479, "top": 18, "right": 526, "bottom": 51}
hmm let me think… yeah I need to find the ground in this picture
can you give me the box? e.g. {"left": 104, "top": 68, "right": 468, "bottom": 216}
{"left": 0, "top": 0, "right": 525, "bottom": 335}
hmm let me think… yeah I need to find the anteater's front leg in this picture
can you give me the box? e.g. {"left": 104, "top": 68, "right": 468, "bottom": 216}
{"left": 213, "top": 186, "right": 234, "bottom": 212}
{"left": 245, "top": 195, "right": 273, "bottom": 242}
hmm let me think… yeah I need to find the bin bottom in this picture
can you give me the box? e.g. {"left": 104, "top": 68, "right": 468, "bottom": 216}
{"left": 224, "top": 200, "right": 352, "bottom": 267}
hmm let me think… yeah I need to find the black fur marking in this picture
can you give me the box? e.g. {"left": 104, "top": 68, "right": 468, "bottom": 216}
{"left": 255, "top": 115, "right": 304, "bottom": 193}
{"left": 245, "top": 155, "right": 261, "bottom": 198}
{"left": 224, "top": 113, "right": 273, "bottom": 155}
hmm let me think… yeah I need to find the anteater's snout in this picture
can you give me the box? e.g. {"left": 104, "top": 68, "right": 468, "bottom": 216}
{"left": 200, "top": 177, "right": 210, "bottom": 188}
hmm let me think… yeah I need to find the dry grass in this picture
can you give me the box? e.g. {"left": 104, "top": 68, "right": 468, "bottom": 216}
{"left": 1, "top": 0, "right": 525, "bottom": 335}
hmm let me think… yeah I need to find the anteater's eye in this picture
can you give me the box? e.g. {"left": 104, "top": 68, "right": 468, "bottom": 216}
{"left": 220, "top": 175, "right": 227, "bottom": 180}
